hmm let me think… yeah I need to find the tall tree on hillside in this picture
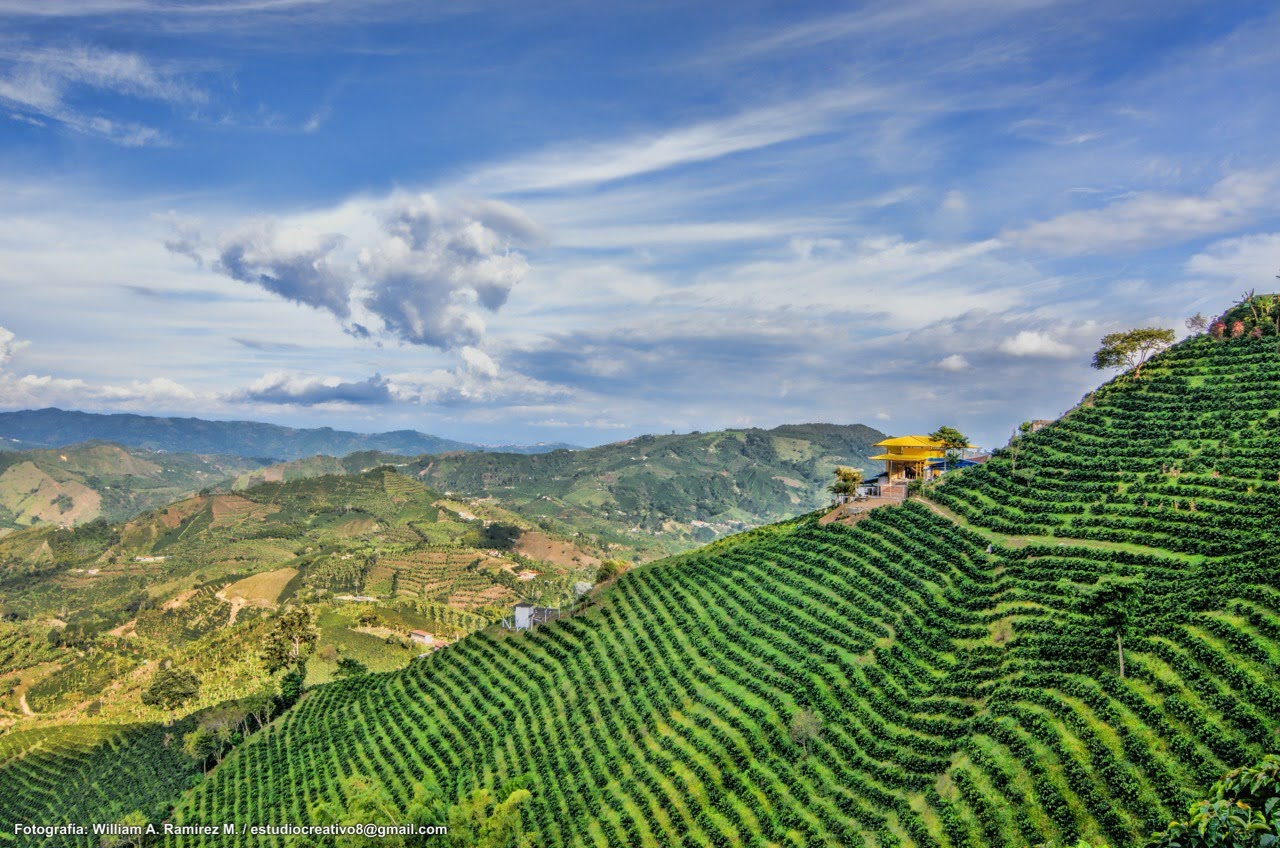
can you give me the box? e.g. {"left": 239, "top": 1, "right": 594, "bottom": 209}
{"left": 1091, "top": 327, "right": 1175, "bottom": 380}
{"left": 790, "top": 709, "right": 823, "bottom": 757}
{"left": 827, "top": 466, "right": 863, "bottom": 500}
{"left": 261, "top": 605, "right": 319, "bottom": 674}
{"left": 1185, "top": 313, "right": 1208, "bottom": 334}
{"left": 1240, "top": 289, "right": 1260, "bottom": 324}
{"left": 930, "top": 426, "right": 970, "bottom": 470}
{"left": 1079, "top": 578, "right": 1143, "bottom": 678}
{"left": 1268, "top": 284, "right": 1280, "bottom": 351}
{"left": 141, "top": 664, "right": 200, "bottom": 712}
{"left": 1009, "top": 420, "right": 1033, "bottom": 478}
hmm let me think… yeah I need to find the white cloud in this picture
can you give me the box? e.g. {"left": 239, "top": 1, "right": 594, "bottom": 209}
{"left": 1185, "top": 233, "right": 1280, "bottom": 284}
{"left": 698, "top": 234, "right": 1026, "bottom": 326}
{"left": 937, "top": 353, "right": 971, "bottom": 371}
{"left": 459, "top": 346, "right": 499, "bottom": 379}
{"left": 385, "top": 363, "right": 568, "bottom": 407}
{"left": 178, "top": 192, "right": 535, "bottom": 351}
{"left": 715, "top": 0, "right": 1062, "bottom": 62}
{"left": 0, "top": 325, "right": 27, "bottom": 366}
{"left": 0, "top": 45, "right": 200, "bottom": 145}
{"left": 236, "top": 372, "right": 392, "bottom": 406}
{"left": 1004, "top": 168, "right": 1280, "bottom": 254}
{"left": 998, "top": 330, "right": 1074, "bottom": 358}
{"left": 940, "top": 190, "right": 968, "bottom": 214}
{"left": 2, "top": 373, "right": 200, "bottom": 408}
{"left": 464, "top": 85, "right": 896, "bottom": 195}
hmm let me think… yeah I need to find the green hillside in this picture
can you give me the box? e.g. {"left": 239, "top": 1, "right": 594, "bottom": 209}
{"left": 0, "top": 723, "right": 202, "bottom": 832}
{"left": 410, "top": 422, "right": 886, "bottom": 556}
{"left": 125, "top": 332, "right": 1278, "bottom": 845}
{"left": 0, "top": 467, "right": 601, "bottom": 727}
{"left": 229, "top": 451, "right": 406, "bottom": 490}
{"left": 0, "top": 442, "right": 266, "bottom": 533}
{"left": 4, "top": 331, "right": 1280, "bottom": 847}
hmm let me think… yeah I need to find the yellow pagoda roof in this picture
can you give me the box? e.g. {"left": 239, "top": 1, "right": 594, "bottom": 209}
{"left": 873, "top": 435, "right": 944, "bottom": 449}
{"left": 869, "top": 452, "right": 933, "bottom": 462}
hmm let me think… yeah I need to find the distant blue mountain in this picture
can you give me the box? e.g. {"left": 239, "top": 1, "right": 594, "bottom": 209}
{"left": 0, "top": 408, "right": 578, "bottom": 461}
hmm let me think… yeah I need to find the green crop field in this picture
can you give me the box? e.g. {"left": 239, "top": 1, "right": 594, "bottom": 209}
{"left": 0, "top": 723, "right": 200, "bottom": 837}
{"left": 142, "top": 331, "right": 1276, "bottom": 846}
{"left": 2, "top": 329, "right": 1279, "bottom": 847}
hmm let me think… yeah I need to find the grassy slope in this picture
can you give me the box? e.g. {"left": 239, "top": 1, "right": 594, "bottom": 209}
{"left": 0, "top": 723, "right": 202, "bottom": 831}
{"left": 139, "top": 334, "right": 1278, "bottom": 847}
{"left": 0, "top": 442, "right": 266, "bottom": 532}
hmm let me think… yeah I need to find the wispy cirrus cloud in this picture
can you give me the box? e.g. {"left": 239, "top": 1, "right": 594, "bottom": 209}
{"left": 1003, "top": 168, "right": 1280, "bottom": 254}
{"left": 713, "top": 0, "right": 1063, "bottom": 63}
{"left": 1185, "top": 232, "right": 1280, "bottom": 285}
{"left": 0, "top": 44, "right": 202, "bottom": 145}
{"left": 463, "top": 85, "right": 901, "bottom": 195}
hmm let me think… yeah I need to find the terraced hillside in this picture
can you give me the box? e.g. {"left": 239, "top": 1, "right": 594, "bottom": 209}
{"left": 147, "top": 333, "right": 1279, "bottom": 847}
{"left": 931, "top": 335, "right": 1280, "bottom": 557}
{"left": 0, "top": 723, "right": 200, "bottom": 831}
{"left": 2, "top": 332, "right": 1278, "bottom": 846}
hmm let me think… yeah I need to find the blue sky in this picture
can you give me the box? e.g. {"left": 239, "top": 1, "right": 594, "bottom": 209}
{"left": 1, "top": 0, "right": 1278, "bottom": 449}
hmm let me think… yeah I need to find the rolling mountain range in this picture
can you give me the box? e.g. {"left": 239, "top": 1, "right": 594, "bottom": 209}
{"left": 0, "top": 408, "right": 577, "bottom": 460}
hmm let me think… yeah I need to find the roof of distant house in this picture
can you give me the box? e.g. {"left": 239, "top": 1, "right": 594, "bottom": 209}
{"left": 873, "top": 435, "right": 944, "bottom": 448}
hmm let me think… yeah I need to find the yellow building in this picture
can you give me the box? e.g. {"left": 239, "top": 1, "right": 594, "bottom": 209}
{"left": 869, "top": 435, "right": 948, "bottom": 481}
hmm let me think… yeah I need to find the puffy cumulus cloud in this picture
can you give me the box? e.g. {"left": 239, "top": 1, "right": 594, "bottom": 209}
{"left": 0, "top": 325, "right": 27, "bottom": 367}
{"left": 175, "top": 192, "right": 534, "bottom": 352}
{"left": 1004, "top": 168, "right": 1280, "bottom": 254}
{"left": 0, "top": 327, "right": 202, "bottom": 411}
{"left": 236, "top": 372, "right": 394, "bottom": 406}
{"left": 937, "top": 353, "right": 971, "bottom": 371}
{"left": 229, "top": 351, "right": 567, "bottom": 413}
{"left": 360, "top": 198, "right": 530, "bottom": 348}
{"left": 997, "top": 330, "right": 1074, "bottom": 358}
{"left": 387, "top": 350, "right": 570, "bottom": 408}
{"left": 215, "top": 224, "right": 352, "bottom": 318}
{"left": 459, "top": 346, "right": 500, "bottom": 379}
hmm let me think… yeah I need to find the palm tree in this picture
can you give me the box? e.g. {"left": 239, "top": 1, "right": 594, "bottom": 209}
{"left": 827, "top": 466, "right": 863, "bottom": 501}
